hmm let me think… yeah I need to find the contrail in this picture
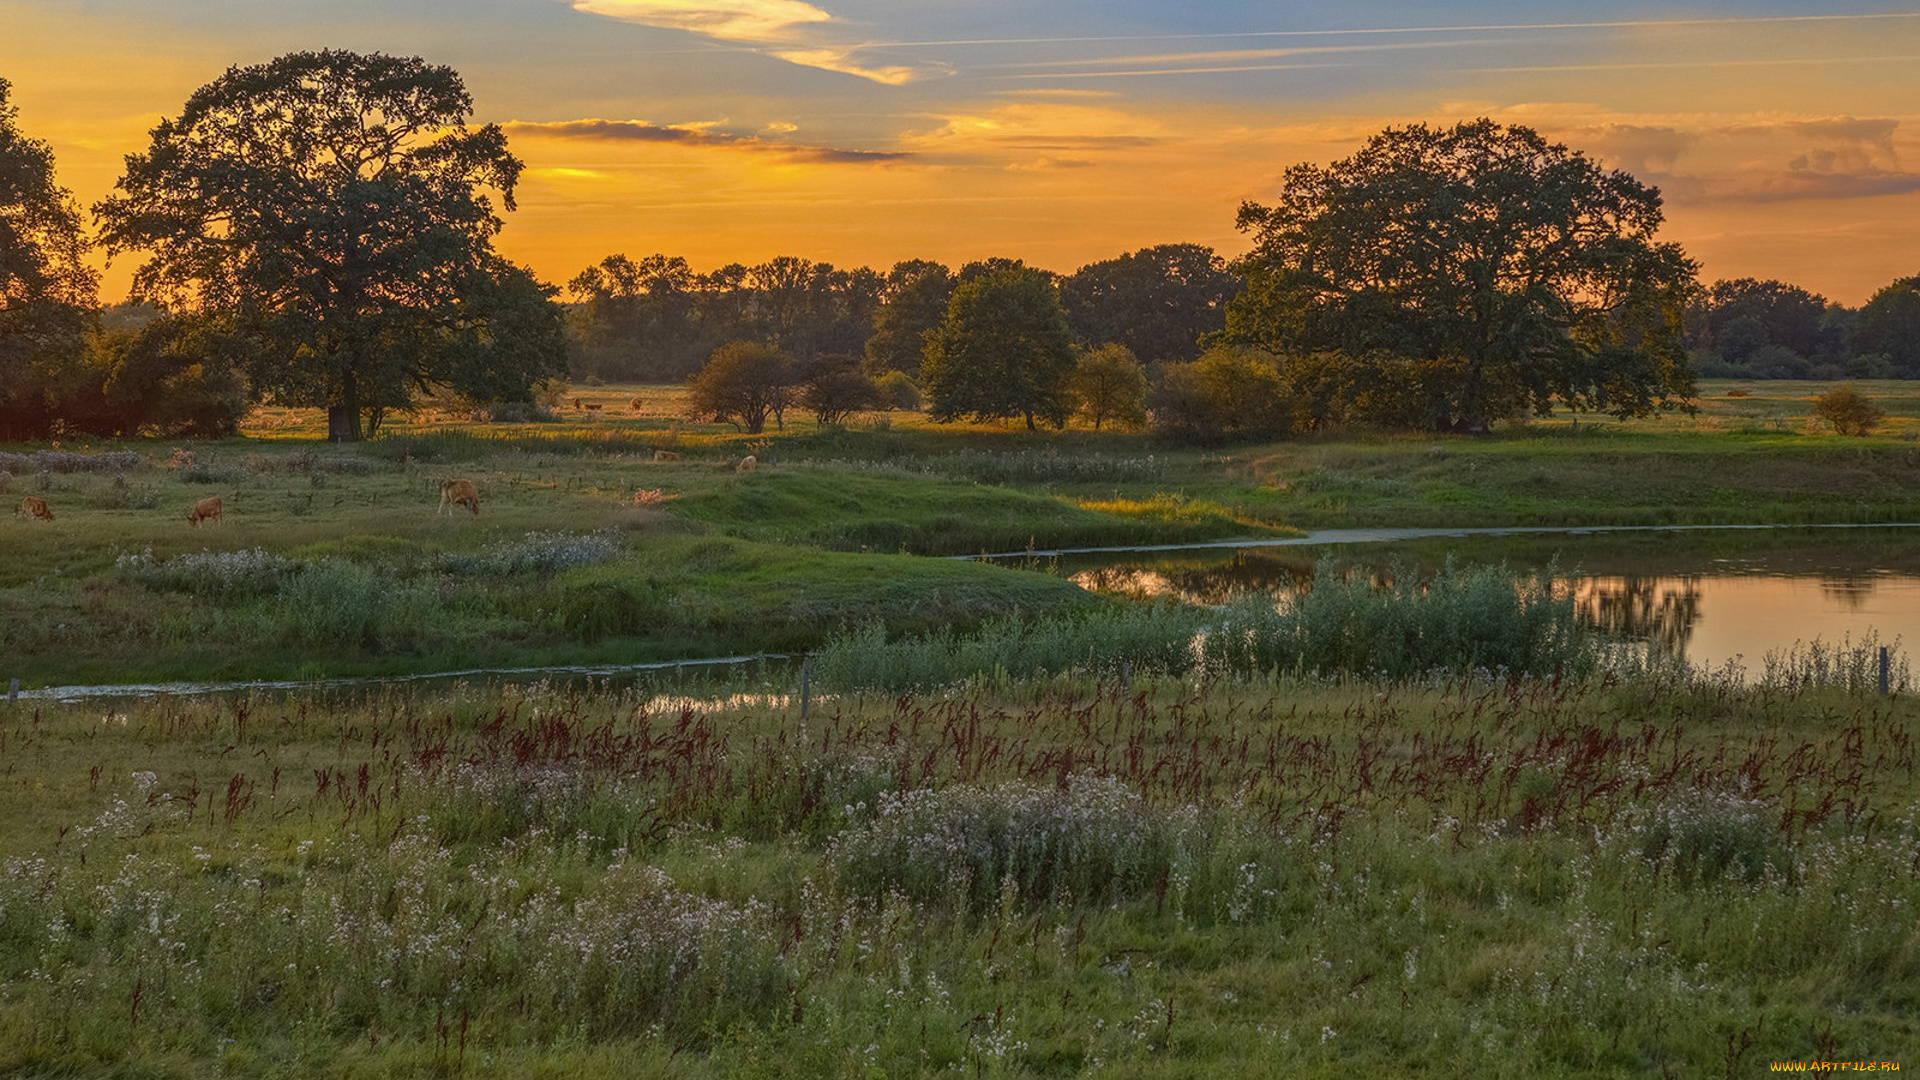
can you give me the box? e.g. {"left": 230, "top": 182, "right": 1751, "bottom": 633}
{"left": 859, "top": 12, "right": 1920, "bottom": 50}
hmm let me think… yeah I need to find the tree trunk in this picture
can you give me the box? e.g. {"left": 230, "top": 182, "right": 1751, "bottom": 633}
{"left": 328, "top": 371, "right": 364, "bottom": 442}
{"left": 1025, "top": 411, "right": 1037, "bottom": 432}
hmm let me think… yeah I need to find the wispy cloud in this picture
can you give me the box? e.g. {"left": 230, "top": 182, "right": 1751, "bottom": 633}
{"left": 861, "top": 12, "right": 1920, "bottom": 50}
{"left": 505, "top": 118, "right": 910, "bottom": 164}
{"left": 561, "top": 0, "right": 933, "bottom": 84}
{"left": 567, "top": 0, "right": 831, "bottom": 42}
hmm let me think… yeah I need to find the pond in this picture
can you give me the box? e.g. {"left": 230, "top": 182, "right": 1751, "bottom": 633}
{"left": 1003, "top": 524, "right": 1920, "bottom": 674}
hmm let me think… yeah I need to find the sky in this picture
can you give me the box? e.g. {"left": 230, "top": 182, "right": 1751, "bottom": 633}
{"left": 5, "top": 1, "right": 1920, "bottom": 305}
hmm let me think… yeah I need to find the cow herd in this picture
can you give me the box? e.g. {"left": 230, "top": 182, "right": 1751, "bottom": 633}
{"left": 13, "top": 483, "right": 482, "bottom": 526}
{"left": 13, "top": 453, "right": 759, "bottom": 527}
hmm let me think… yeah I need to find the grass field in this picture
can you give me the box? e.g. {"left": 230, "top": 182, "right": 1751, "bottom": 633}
{"left": 4, "top": 378, "right": 1920, "bottom": 688}
{"left": 1, "top": 672, "right": 1914, "bottom": 1077}
{"left": 4, "top": 381, "right": 1919, "bottom": 1076}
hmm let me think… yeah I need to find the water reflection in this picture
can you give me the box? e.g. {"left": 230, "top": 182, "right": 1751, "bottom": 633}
{"left": 1819, "top": 574, "right": 1879, "bottom": 611}
{"left": 1042, "top": 534, "right": 1920, "bottom": 673}
{"left": 1574, "top": 576, "right": 1703, "bottom": 655}
{"left": 1069, "top": 550, "right": 1314, "bottom": 604}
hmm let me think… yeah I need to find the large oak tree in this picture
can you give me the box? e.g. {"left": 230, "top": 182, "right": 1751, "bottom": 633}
{"left": 0, "top": 77, "right": 98, "bottom": 438}
{"left": 97, "top": 50, "right": 563, "bottom": 440}
{"left": 1226, "top": 119, "right": 1698, "bottom": 432}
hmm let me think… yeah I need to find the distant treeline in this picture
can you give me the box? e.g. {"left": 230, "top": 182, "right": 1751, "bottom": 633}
{"left": 563, "top": 244, "right": 1237, "bottom": 383}
{"left": 566, "top": 253, "right": 1920, "bottom": 390}
{"left": 1685, "top": 276, "right": 1920, "bottom": 380}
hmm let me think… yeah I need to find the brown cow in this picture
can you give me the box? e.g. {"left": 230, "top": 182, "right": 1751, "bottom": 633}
{"left": 652, "top": 450, "right": 682, "bottom": 462}
{"left": 187, "top": 496, "right": 222, "bottom": 527}
{"left": 736, "top": 454, "right": 757, "bottom": 473}
{"left": 439, "top": 478, "right": 480, "bottom": 516}
{"left": 15, "top": 496, "right": 53, "bottom": 521}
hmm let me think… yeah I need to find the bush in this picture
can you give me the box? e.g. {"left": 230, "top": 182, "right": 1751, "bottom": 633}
{"left": 441, "top": 531, "right": 624, "bottom": 576}
{"left": 481, "top": 401, "right": 558, "bottom": 423}
{"left": 1149, "top": 345, "right": 1291, "bottom": 441}
{"left": 828, "top": 775, "right": 1190, "bottom": 912}
{"left": 116, "top": 547, "right": 292, "bottom": 599}
{"left": 549, "top": 568, "right": 665, "bottom": 642}
{"left": 0, "top": 450, "right": 143, "bottom": 474}
{"left": 1811, "top": 383, "right": 1883, "bottom": 435}
{"left": 874, "top": 369, "right": 921, "bottom": 411}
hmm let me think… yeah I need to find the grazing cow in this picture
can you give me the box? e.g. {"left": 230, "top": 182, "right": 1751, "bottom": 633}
{"left": 630, "top": 398, "right": 644, "bottom": 411}
{"left": 187, "top": 496, "right": 222, "bottom": 527}
{"left": 15, "top": 496, "right": 53, "bottom": 521}
{"left": 439, "top": 478, "right": 480, "bottom": 516}
{"left": 583, "top": 402, "right": 603, "bottom": 413}
{"left": 652, "top": 450, "right": 682, "bottom": 462}
{"left": 572, "top": 397, "right": 583, "bottom": 410}
{"left": 737, "top": 454, "right": 757, "bottom": 473}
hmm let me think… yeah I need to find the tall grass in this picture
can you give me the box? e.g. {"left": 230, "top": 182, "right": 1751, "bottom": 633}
{"left": 1206, "top": 559, "right": 1607, "bottom": 680}
{"left": 814, "top": 561, "right": 1608, "bottom": 691}
{"left": 812, "top": 604, "right": 1204, "bottom": 691}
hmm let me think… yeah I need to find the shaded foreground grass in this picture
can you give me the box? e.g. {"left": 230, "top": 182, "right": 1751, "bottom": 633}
{"left": 0, "top": 670, "right": 1915, "bottom": 1077}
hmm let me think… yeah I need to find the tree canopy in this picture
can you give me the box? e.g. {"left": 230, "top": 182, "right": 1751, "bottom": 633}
{"left": 1852, "top": 275, "right": 1920, "bottom": 377}
{"left": 96, "top": 50, "right": 563, "bottom": 440}
{"left": 1061, "top": 243, "right": 1238, "bottom": 366}
{"left": 1226, "top": 119, "right": 1698, "bottom": 432}
{"left": 0, "top": 77, "right": 98, "bottom": 438}
{"left": 921, "top": 266, "right": 1074, "bottom": 431}
{"left": 864, "top": 259, "right": 954, "bottom": 377}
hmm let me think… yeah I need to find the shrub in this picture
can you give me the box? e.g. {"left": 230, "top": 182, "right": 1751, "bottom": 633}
{"left": 1811, "top": 383, "right": 1883, "bottom": 436}
{"left": 0, "top": 449, "right": 143, "bottom": 474}
{"left": 549, "top": 568, "right": 664, "bottom": 642}
{"left": 1635, "top": 789, "right": 1782, "bottom": 888}
{"left": 1149, "top": 345, "right": 1291, "bottom": 441}
{"left": 828, "top": 775, "right": 1190, "bottom": 912}
{"left": 874, "top": 369, "right": 921, "bottom": 411}
{"left": 117, "top": 547, "right": 292, "bottom": 599}
{"left": 441, "top": 531, "right": 623, "bottom": 576}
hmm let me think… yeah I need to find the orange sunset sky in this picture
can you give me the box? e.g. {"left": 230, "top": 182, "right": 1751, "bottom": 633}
{"left": 5, "top": 1, "right": 1920, "bottom": 305}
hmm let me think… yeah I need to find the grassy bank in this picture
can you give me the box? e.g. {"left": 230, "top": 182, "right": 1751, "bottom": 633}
{"left": 7, "top": 378, "right": 1920, "bottom": 687}
{"left": 1, "top": 670, "right": 1914, "bottom": 1077}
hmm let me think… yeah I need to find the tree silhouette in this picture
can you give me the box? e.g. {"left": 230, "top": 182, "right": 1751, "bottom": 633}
{"left": 1228, "top": 119, "right": 1698, "bottom": 432}
{"left": 0, "top": 77, "right": 97, "bottom": 438}
{"left": 97, "top": 50, "right": 562, "bottom": 440}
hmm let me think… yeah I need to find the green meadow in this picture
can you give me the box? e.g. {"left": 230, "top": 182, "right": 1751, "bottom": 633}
{"left": 5, "top": 379, "right": 1920, "bottom": 688}
{"left": 3, "top": 381, "right": 1920, "bottom": 1076}
{"left": 1, "top": 672, "right": 1915, "bottom": 1078}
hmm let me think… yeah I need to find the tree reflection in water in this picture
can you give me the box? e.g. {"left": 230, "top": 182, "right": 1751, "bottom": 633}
{"left": 1069, "top": 551, "right": 1317, "bottom": 605}
{"left": 1574, "top": 576, "right": 1704, "bottom": 655}
{"left": 1819, "top": 574, "right": 1879, "bottom": 611}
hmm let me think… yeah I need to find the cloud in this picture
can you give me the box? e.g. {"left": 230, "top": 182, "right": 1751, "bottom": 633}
{"left": 1576, "top": 124, "right": 1697, "bottom": 175}
{"left": 1533, "top": 111, "right": 1920, "bottom": 206}
{"left": 504, "top": 118, "right": 910, "bottom": 164}
{"left": 561, "top": 0, "right": 936, "bottom": 84}
{"left": 1005, "top": 157, "right": 1095, "bottom": 172}
{"left": 566, "top": 0, "right": 831, "bottom": 43}
{"left": 766, "top": 47, "right": 919, "bottom": 86}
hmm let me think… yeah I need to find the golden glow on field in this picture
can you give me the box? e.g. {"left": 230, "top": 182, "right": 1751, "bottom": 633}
{"left": 4, "top": 1, "right": 1918, "bottom": 303}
